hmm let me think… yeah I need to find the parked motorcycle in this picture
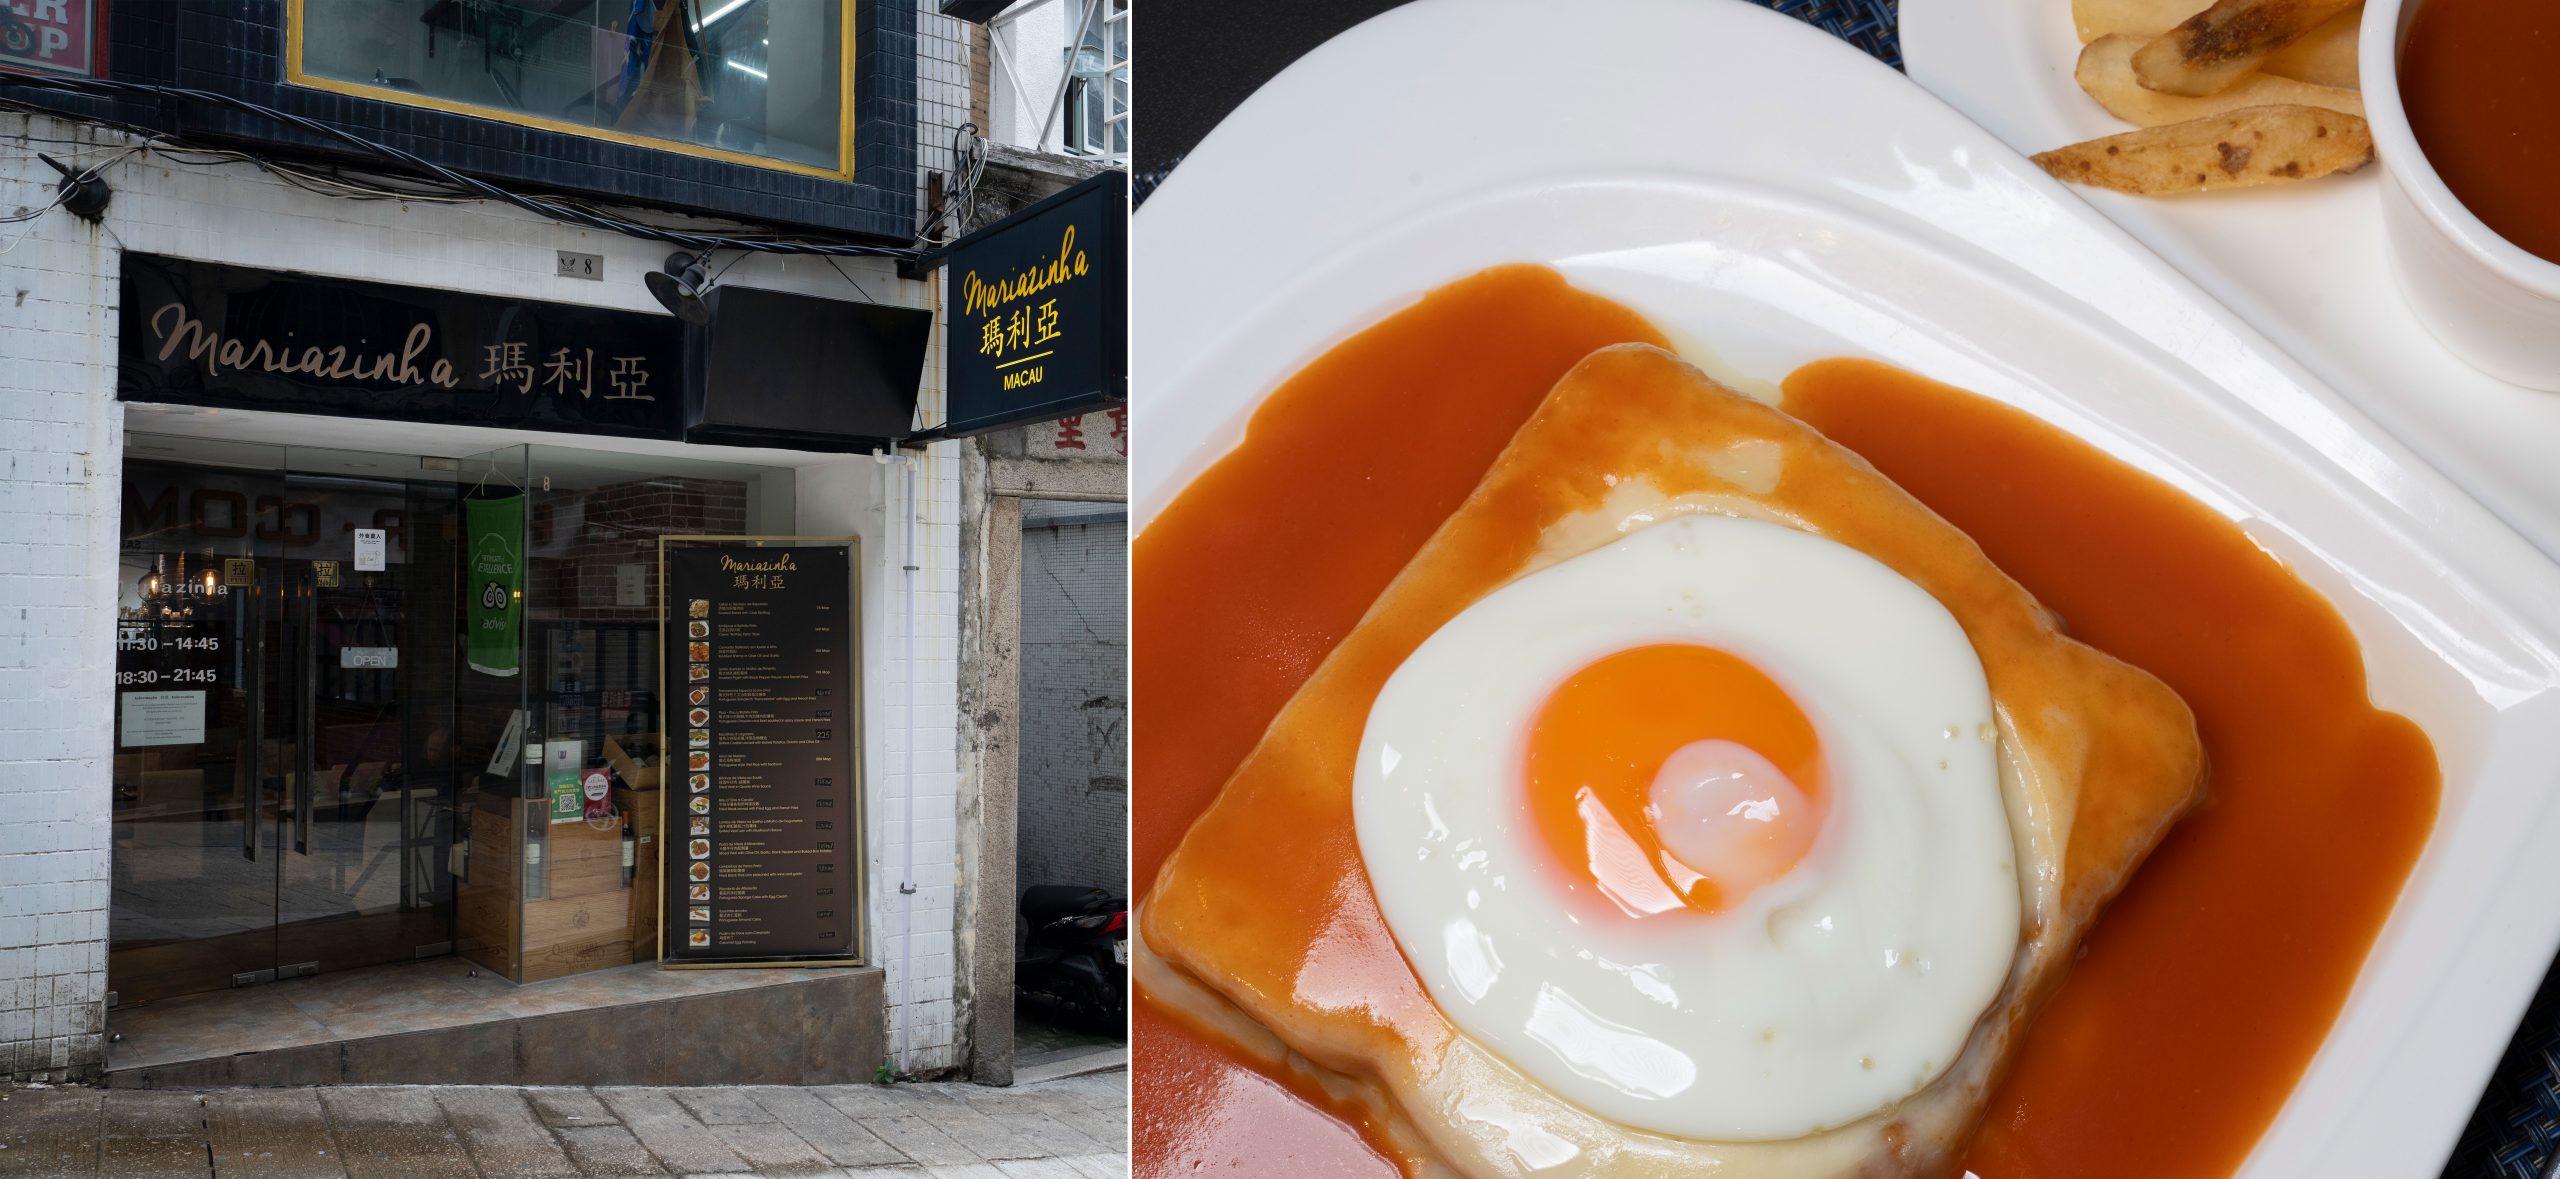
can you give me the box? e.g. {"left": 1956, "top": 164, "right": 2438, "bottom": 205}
{"left": 1016, "top": 884, "right": 1127, "bottom": 1025}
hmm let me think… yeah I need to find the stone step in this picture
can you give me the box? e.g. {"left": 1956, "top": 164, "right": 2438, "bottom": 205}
{"left": 104, "top": 966, "right": 884, "bottom": 1089}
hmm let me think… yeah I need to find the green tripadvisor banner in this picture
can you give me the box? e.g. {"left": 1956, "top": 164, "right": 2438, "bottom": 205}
{"left": 465, "top": 495, "right": 524, "bottom": 677}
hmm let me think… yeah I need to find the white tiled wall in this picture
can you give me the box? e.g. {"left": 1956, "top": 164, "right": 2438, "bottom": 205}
{"left": 0, "top": 110, "right": 965, "bottom": 1079}
{"left": 0, "top": 125, "right": 121, "bottom": 1078}
{"left": 918, "top": 0, "right": 976, "bottom": 240}
{"left": 865, "top": 417, "right": 970, "bottom": 1076}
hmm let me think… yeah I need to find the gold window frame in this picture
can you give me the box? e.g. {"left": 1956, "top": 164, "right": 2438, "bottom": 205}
{"left": 285, "top": 0, "right": 859, "bottom": 182}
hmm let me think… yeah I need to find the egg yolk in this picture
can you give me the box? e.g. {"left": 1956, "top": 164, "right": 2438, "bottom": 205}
{"left": 1524, "top": 644, "right": 1827, "bottom": 916}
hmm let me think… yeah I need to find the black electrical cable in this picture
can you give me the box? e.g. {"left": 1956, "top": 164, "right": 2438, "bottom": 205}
{"left": 0, "top": 73, "right": 924, "bottom": 259}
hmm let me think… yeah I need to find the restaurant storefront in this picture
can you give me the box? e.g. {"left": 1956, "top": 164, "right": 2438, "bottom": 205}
{"left": 92, "top": 242, "right": 935, "bottom": 1084}
{"left": 109, "top": 436, "right": 805, "bottom": 1004}
{"left": 0, "top": 0, "right": 1073, "bottom": 1084}
{"left": 0, "top": 98, "right": 982, "bottom": 1081}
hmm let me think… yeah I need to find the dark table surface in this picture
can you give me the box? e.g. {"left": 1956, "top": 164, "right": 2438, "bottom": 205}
{"left": 1135, "top": 2, "right": 2560, "bottom": 1175}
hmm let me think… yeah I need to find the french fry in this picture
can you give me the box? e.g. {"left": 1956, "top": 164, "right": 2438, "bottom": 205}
{"left": 2132, "top": 0, "right": 2362, "bottom": 95}
{"left": 2076, "top": 0, "right": 2361, "bottom": 90}
{"left": 2077, "top": 35, "right": 2362, "bottom": 125}
{"left": 2033, "top": 105, "right": 2374, "bottom": 194}
{"left": 2260, "top": 8, "right": 2360, "bottom": 89}
{"left": 2074, "top": 0, "right": 2214, "bottom": 42}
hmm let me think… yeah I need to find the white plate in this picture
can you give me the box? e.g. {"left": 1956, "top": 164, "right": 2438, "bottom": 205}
{"left": 1133, "top": 0, "right": 2560, "bottom": 1173}
{"left": 1900, "top": 0, "right": 2560, "bottom": 564}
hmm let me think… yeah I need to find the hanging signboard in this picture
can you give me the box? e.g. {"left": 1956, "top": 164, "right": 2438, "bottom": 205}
{"left": 118, "top": 255, "right": 683, "bottom": 440}
{"left": 910, "top": 170, "right": 1126, "bottom": 442}
{"left": 659, "top": 536, "right": 863, "bottom": 968}
{"left": 465, "top": 495, "right": 524, "bottom": 677}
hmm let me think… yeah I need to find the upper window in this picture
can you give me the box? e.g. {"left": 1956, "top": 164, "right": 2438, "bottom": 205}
{"left": 289, "top": 0, "right": 852, "bottom": 178}
{"left": 1062, "top": 0, "right": 1126, "bottom": 161}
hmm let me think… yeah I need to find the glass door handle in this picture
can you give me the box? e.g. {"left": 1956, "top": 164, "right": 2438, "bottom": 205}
{"left": 243, "top": 574, "right": 264, "bottom": 864}
{"left": 242, "top": 759, "right": 260, "bottom": 862}
{"left": 295, "top": 576, "right": 316, "bottom": 856}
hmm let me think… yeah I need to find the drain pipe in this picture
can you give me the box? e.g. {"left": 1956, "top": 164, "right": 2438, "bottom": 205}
{"left": 875, "top": 447, "right": 923, "bottom": 1075}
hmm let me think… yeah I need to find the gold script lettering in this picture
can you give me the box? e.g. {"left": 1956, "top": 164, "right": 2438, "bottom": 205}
{"left": 716, "top": 553, "right": 801, "bottom": 574}
{"left": 959, "top": 224, "right": 1092, "bottom": 319}
{"left": 153, "top": 301, "right": 472, "bottom": 392}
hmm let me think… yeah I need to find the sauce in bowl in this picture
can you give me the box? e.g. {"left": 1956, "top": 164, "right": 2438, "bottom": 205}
{"left": 2399, "top": 0, "right": 2560, "bottom": 264}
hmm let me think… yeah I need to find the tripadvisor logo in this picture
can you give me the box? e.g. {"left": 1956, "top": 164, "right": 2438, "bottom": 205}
{"left": 480, "top": 580, "right": 509, "bottom": 610}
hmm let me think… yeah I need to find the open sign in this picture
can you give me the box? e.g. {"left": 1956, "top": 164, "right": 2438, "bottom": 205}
{"left": 0, "top": 0, "right": 96, "bottom": 78}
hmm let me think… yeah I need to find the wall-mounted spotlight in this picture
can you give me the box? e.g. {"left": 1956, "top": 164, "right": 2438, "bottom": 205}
{"left": 36, "top": 153, "right": 111, "bottom": 222}
{"left": 645, "top": 252, "right": 714, "bottom": 324}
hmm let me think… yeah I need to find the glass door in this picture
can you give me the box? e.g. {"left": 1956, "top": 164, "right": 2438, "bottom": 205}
{"left": 268, "top": 449, "right": 464, "bottom": 980}
{"left": 109, "top": 440, "right": 475, "bottom": 1005}
{"left": 109, "top": 441, "right": 287, "bottom": 1005}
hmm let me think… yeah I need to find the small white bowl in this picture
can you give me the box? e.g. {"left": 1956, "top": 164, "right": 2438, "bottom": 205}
{"left": 2362, "top": 0, "right": 2560, "bottom": 390}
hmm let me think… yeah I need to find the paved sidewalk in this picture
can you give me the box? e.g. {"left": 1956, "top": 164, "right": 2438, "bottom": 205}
{"left": 0, "top": 1070, "right": 1128, "bottom": 1178}
{"left": 1011, "top": 1002, "right": 1124, "bottom": 1086}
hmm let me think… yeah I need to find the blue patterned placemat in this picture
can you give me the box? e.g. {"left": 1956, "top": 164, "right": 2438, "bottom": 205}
{"left": 1134, "top": 5, "right": 2546, "bottom": 1169}
{"left": 2448, "top": 954, "right": 2560, "bottom": 1178}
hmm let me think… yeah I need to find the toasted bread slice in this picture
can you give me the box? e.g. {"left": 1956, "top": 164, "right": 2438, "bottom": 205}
{"left": 1142, "top": 344, "right": 2206, "bottom": 1176}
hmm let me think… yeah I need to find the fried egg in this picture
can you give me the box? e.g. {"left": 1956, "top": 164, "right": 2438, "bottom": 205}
{"left": 1354, "top": 514, "right": 2019, "bottom": 1140}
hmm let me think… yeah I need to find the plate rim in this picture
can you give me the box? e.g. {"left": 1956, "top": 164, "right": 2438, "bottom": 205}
{"left": 1134, "top": 0, "right": 2560, "bottom": 1172}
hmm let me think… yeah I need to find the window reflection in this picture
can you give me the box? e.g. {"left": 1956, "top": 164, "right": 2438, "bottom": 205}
{"left": 296, "top": 0, "right": 846, "bottom": 173}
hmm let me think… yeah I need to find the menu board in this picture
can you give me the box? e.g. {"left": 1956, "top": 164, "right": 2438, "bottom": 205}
{"left": 660, "top": 539, "right": 861, "bottom": 965}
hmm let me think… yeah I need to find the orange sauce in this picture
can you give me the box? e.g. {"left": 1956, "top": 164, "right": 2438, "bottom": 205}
{"left": 1133, "top": 979, "right": 1401, "bottom": 1177}
{"left": 1131, "top": 266, "right": 2438, "bottom": 1178}
{"left": 2402, "top": 0, "right": 2560, "bottom": 264}
{"left": 1787, "top": 358, "right": 2438, "bottom": 1178}
{"left": 1132, "top": 266, "right": 1662, "bottom": 1177}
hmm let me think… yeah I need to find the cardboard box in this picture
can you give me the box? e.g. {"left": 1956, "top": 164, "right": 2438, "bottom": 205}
{"left": 603, "top": 734, "right": 661, "bottom": 789}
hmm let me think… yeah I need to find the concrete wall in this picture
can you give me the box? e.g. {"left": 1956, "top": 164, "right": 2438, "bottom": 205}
{"left": 1014, "top": 502, "right": 1127, "bottom": 896}
{"left": 0, "top": 109, "right": 966, "bottom": 1079}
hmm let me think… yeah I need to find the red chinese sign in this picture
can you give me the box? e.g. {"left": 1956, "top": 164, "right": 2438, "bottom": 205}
{"left": 1, "top": 0, "right": 97, "bottom": 78}
{"left": 1041, "top": 409, "right": 1127, "bottom": 458}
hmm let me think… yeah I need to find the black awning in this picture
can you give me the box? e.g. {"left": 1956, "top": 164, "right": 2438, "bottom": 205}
{"left": 682, "top": 287, "right": 933, "bottom": 453}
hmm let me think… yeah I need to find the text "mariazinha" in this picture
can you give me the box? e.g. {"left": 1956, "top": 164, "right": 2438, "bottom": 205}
{"left": 959, "top": 226, "right": 1092, "bottom": 318}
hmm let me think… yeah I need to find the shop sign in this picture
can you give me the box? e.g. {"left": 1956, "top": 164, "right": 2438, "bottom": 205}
{"left": 660, "top": 537, "right": 862, "bottom": 967}
{"left": 920, "top": 170, "right": 1126, "bottom": 441}
{"left": 1029, "top": 407, "right": 1127, "bottom": 460}
{"left": 119, "top": 255, "right": 683, "bottom": 440}
{"left": 0, "top": 0, "right": 96, "bottom": 78}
